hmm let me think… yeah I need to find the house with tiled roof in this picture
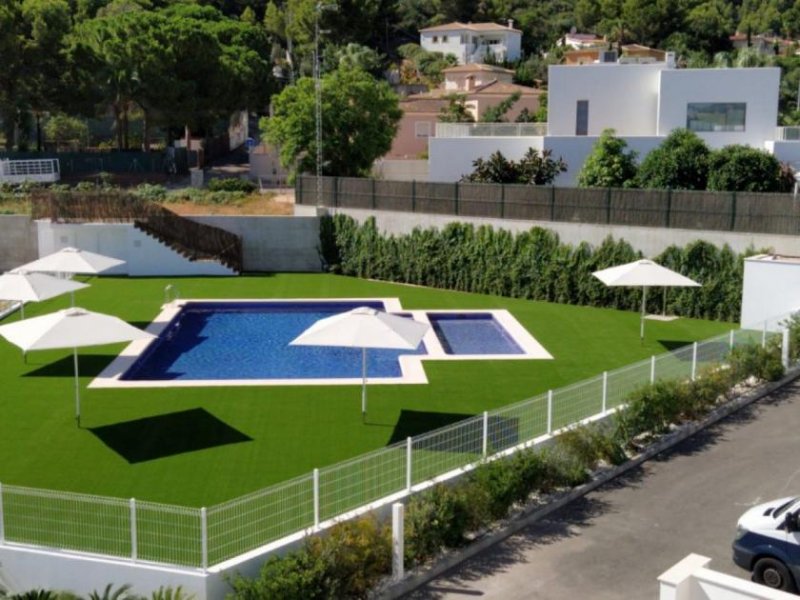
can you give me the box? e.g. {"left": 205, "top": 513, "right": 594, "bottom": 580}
{"left": 419, "top": 21, "right": 522, "bottom": 64}
{"left": 386, "top": 64, "right": 541, "bottom": 159}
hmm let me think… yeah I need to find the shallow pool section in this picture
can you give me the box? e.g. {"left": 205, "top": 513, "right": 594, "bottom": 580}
{"left": 92, "top": 298, "right": 552, "bottom": 389}
{"left": 431, "top": 313, "right": 524, "bottom": 355}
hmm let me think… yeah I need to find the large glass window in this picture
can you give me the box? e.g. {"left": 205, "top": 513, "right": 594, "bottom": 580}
{"left": 687, "top": 103, "right": 746, "bottom": 132}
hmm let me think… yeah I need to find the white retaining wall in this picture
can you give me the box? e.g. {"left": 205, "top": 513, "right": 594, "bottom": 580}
{"left": 36, "top": 221, "right": 235, "bottom": 276}
{"left": 299, "top": 206, "right": 800, "bottom": 257}
{"left": 741, "top": 255, "right": 800, "bottom": 327}
{"left": 659, "top": 554, "right": 796, "bottom": 600}
{"left": 0, "top": 215, "right": 38, "bottom": 270}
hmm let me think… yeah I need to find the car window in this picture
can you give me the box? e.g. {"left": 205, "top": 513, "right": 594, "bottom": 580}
{"left": 774, "top": 498, "right": 799, "bottom": 519}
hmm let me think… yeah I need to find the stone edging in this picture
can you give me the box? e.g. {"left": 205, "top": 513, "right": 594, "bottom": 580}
{"left": 379, "top": 367, "right": 800, "bottom": 599}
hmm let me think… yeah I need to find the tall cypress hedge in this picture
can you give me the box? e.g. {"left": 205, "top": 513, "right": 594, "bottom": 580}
{"left": 320, "top": 214, "right": 753, "bottom": 321}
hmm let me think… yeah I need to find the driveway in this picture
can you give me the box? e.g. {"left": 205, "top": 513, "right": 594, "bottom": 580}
{"left": 409, "top": 380, "right": 800, "bottom": 599}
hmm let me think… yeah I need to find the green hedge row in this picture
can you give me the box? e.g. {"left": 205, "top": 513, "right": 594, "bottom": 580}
{"left": 230, "top": 339, "right": 790, "bottom": 598}
{"left": 320, "top": 215, "right": 752, "bottom": 321}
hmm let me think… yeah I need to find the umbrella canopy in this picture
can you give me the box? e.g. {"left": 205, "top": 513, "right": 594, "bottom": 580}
{"left": 291, "top": 306, "right": 430, "bottom": 419}
{"left": 18, "top": 247, "right": 125, "bottom": 275}
{"left": 0, "top": 270, "right": 89, "bottom": 318}
{"left": 592, "top": 259, "right": 701, "bottom": 341}
{"left": 0, "top": 307, "right": 154, "bottom": 426}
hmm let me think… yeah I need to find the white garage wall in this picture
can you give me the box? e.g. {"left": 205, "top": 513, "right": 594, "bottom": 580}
{"left": 740, "top": 255, "right": 800, "bottom": 327}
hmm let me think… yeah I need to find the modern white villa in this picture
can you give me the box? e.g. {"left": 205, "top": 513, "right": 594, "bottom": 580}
{"left": 419, "top": 21, "right": 522, "bottom": 65}
{"left": 428, "top": 55, "right": 800, "bottom": 185}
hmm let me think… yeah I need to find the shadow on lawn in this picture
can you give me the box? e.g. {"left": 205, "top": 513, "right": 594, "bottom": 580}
{"left": 22, "top": 353, "right": 113, "bottom": 377}
{"left": 657, "top": 339, "right": 730, "bottom": 358}
{"left": 90, "top": 408, "right": 252, "bottom": 463}
{"left": 387, "top": 410, "right": 520, "bottom": 453}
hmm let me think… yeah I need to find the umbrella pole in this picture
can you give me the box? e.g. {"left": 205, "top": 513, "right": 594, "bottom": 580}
{"left": 361, "top": 347, "right": 367, "bottom": 422}
{"left": 74, "top": 348, "right": 81, "bottom": 428}
{"left": 640, "top": 286, "right": 647, "bottom": 344}
{"left": 20, "top": 302, "right": 24, "bottom": 320}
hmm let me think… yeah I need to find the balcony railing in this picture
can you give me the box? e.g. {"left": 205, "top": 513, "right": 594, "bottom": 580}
{"left": 775, "top": 127, "right": 800, "bottom": 141}
{"left": 435, "top": 122, "right": 548, "bottom": 138}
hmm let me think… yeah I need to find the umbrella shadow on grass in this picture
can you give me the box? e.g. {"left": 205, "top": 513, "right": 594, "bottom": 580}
{"left": 90, "top": 408, "right": 252, "bottom": 463}
{"left": 22, "top": 353, "right": 114, "bottom": 377}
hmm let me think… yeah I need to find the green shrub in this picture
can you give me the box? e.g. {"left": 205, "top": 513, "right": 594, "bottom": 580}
{"left": 469, "top": 458, "right": 525, "bottom": 520}
{"left": 229, "top": 515, "right": 390, "bottom": 600}
{"left": 783, "top": 312, "right": 800, "bottom": 362}
{"left": 556, "top": 424, "right": 627, "bottom": 469}
{"left": 405, "top": 484, "right": 471, "bottom": 563}
{"left": 133, "top": 183, "right": 168, "bottom": 202}
{"left": 207, "top": 177, "right": 256, "bottom": 193}
{"left": 728, "top": 344, "right": 784, "bottom": 383}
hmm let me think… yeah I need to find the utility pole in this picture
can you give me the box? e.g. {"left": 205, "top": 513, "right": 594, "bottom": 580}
{"left": 314, "top": 2, "right": 337, "bottom": 208}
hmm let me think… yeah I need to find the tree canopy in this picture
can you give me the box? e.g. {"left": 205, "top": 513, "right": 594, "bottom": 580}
{"left": 636, "top": 129, "right": 711, "bottom": 190}
{"left": 263, "top": 65, "right": 401, "bottom": 179}
{"left": 577, "top": 129, "right": 638, "bottom": 188}
{"left": 706, "top": 144, "right": 793, "bottom": 192}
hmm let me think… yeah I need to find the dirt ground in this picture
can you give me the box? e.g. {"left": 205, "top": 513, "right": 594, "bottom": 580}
{"left": 165, "top": 189, "right": 294, "bottom": 216}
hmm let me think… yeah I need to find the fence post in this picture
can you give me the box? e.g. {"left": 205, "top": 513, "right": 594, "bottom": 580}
{"left": 333, "top": 176, "right": 339, "bottom": 208}
{"left": 730, "top": 191, "right": 737, "bottom": 231}
{"left": 200, "top": 507, "right": 208, "bottom": 571}
{"left": 392, "top": 503, "right": 404, "bottom": 581}
{"left": 665, "top": 188, "right": 672, "bottom": 227}
{"left": 482, "top": 411, "right": 489, "bottom": 457}
{"left": 0, "top": 482, "right": 4, "bottom": 543}
{"left": 547, "top": 390, "right": 553, "bottom": 433}
{"left": 602, "top": 371, "right": 608, "bottom": 413}
{"left": 550, "top": 186, "right": 556, "bottom": 221}
{"left": 605, "top": 187, "right": 612, "bottom": 224}
{"left": 406, "top": 437, "right": 413, "bottom": 492}
{"left": 296, "top": 174, "right": 302, "bottom": 205}
{"left": 411, "top": 180, "right": 416, "bottom": 212}
{"left": 454, "top": 182, "right": 459, "bottom": 215}
{"left": 691, "top": 342, "right": 698, "bottom": 381}
{"left": 729, "top": 329, "right": 735, "bottom": 350}
{"left": 313, "top": 468, "right": 320, "bottom": 530}
{"left": 650, "top": 355, "right": 656, "bottom": 383}
{"left": 129, "top": 498, "right": 137, "bottom": 561}
{"left": 783, "top": 328, "right": 791, "bottom": 369}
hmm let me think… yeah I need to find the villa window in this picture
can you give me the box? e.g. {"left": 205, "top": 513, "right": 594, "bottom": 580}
{"left": 432, "top": 36, "right": 438, "bottom": 43}
{"left": 442, "top": 35, "right": 448, "bottom": 43}
{"left": 687, "top": 103, "right": 746, "bottom": 132}
{"left": 576, "top": 100, "right": 589, "bottom": 136}
{"left": 415, "top": 121, "right": 431, "bottom": 138}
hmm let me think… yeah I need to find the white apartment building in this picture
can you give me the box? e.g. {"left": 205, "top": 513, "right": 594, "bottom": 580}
{"left": 429, "top": 58, "right": 800, "bottom": 186}
{"left": 420, "top": 21, "right": 522, "bottom": 65}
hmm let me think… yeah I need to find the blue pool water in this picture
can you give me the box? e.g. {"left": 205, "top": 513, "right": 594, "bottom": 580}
{"left": 123, "top": 301, "right": 426, "bottom": 381}
{"left": 431, "top": 313, "right": 524, "bottom": 355}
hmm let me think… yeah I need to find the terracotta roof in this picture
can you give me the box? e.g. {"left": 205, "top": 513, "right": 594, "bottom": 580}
{"left": 420, "top": 21, "right": 522, "bottom": 34}
{"left": 442, "top": 63, "right": 515, "bottom": 74}
{"left": 399, "top": 97, "right": 446, "bottom": 113}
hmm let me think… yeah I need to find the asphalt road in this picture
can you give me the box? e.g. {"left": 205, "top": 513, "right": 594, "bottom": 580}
{"left": 409, "top": 379, "right": 800, "bottom": 599}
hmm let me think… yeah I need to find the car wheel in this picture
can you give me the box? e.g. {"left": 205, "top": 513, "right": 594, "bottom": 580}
{"left": 753, "top": 557, "right": 797, "bottom": 592}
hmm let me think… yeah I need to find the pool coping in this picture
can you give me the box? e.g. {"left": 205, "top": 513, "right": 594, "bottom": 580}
{"left": 90, "top": 298, "right": 552, "bottom": 390}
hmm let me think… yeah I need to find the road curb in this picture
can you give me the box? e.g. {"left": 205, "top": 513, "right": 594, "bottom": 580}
{"left": 381, "top": 367, "right": 800, "bottom": 599}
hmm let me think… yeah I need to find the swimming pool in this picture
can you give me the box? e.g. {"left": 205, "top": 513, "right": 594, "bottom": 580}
{"left": 122, "top": 300, "right": 425, "bottom": 381}
{"left": 93, "top": 298, "right": 552, "bottom": 388}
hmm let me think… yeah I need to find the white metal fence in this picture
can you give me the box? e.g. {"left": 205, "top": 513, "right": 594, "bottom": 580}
{"left": 0, "top": 159, "right": 60, "bottom": 183}
{"left": 0, "top": 314, "right": 793, "bottom": 570}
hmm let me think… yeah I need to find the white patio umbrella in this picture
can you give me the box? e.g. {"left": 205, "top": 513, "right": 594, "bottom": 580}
{"left": 290, "top": 306, "right": 429, "bottom": 420}
{"left": 0, "top": 307, "right": 154, "bottom": 426}
{"left": 0, "top": 270, "right": 89, "bottom": 318}
{"left": 18, "top": 247, "right": 125, "bottom": 276}
{"left": 592, "top": 259, "right": 700, "bottom": 342}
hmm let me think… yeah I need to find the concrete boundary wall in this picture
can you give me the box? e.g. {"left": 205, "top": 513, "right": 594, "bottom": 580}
{"left": 296, "top": 206, "right": 800, "bottom": 256}
{"left": 0, "top": 216, "right": 37, "bottom": 271}
{"left": 0, "top": 215, "right": 322, "bottom": 274}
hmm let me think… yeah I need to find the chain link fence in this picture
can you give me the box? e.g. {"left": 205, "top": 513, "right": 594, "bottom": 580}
{"left": 0, "top": 315, "right": 793, "bottom": 569}
{"left": 297, "top": 175, "right": 800, "bottom": 235}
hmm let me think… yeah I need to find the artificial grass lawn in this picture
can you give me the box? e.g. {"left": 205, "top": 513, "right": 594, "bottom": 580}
{"left": 0, "top": 273, "right": 732, "bottom": 507}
